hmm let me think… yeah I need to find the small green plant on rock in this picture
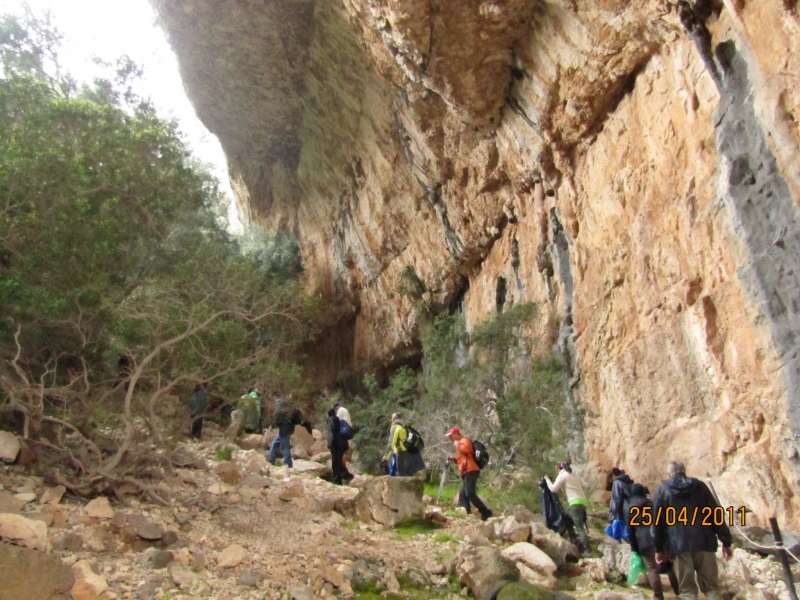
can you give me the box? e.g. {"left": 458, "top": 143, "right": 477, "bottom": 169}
{"left": 214, "top": 444, "right": 234, "bottom": 462}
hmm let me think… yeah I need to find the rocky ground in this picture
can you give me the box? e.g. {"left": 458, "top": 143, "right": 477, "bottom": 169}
{"left": 1, "top": 426, "right": 798, "bottom": 600}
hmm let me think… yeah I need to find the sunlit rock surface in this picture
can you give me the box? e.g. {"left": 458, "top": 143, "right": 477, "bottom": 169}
{"left": 151, "top": 0, "right": 800, "bottom": 525}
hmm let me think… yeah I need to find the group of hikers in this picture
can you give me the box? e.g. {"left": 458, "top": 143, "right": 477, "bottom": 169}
{"left": 187, "top": 388, "right": 732, "bottom": 600}
{"left": 605, "top": 461, "right": 733, "bottom": 600}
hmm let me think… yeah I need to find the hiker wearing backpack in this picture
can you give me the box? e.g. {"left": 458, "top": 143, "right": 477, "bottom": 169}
{"left": 327, "top": 407, "right": 353, "bottom": 484}
{"left": 267, "top": 398, "right": 302, "bottom": 469}
{"left": 544, "top": 461, "right": 592, "bottom": 557}
{"left": 446, "top": 427, "right": 493, "bottom": 521}
{"left": 384, "top": 413, "right": 425, "bottom": 477}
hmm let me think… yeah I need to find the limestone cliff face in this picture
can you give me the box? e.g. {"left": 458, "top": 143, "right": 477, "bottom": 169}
{"left": 152, "top": 0, "right": 800, "bottom": 525}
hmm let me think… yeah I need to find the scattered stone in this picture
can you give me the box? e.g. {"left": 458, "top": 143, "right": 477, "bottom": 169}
{"left": 291, "top": 585, "right": 314, "bottom": 600}
{"left": 53, "top": 533, "right": 84, "bottom": 552}
{"left": 239, "top": 433, "right": 264, "bottom": 450}
{"left": 217, "top": 543, "right": 248, "bottom": 568}
{"left": 207, "top": 483, "right": 232, "bottom": 495}
{"left": 214, "top": 461, "right": 241, "bottom": 484}
{"left": 72, "top": 559, "right": 109, "bottom": 597}
{"left": 233, "top": 449, "right": 268, "bottom": 473}
{"left": 499, "top": 516, "right": 531, "bottom": 543}
{"left": 110, "top": 512, "right": 128, "bottom": 528}
{"left": 0, "top": 540, "right": 74, "bottom": 599}
{"left": 325, "top": 565, "right": 345, "bottom": 587}
{"left": 0, "top": 490, "right": 24, "bottom": 514}
{"left": 170, "top": 446, "right": 206, "bottom": 470}
{"left": 39, "top": 485, "right": 66, "bottom": 505}
{"left": 457, "top": 545, "right": 520, "bottom": 600}
{"left": 14, "top": 492, "right": 37, "bottom": 503}
{"left": 279, "top": 481, "right": 305, "bottom": 501}
{"left": 169, "top": 563, "right": 202, "bottom": 588}
{"left": 237, "top": 569, "right": 260, "bottom": 587}
{"left": 497, "top": 581, "right": 577, "bottom": 600}
{"left": 594, "top": 590, "right": 648, "bottom": 600}
{"left": 385, "top": 569, "right": 401, "bottom": 593}
{"left": 85, "top": 497, "right": 115, "bottom": 519}
{"left": 0, "top": 513, "right": 50, "bottom": 551}
{"left": 137, "top": 523, "right": 163, "bottom": 541}
{"left": 162, "top": 530, "right": 180, "bottom": 546}
{"left": 0, "top": 431, "right": 21, "bottom": 463}
{"left": 241, "top": 475, "right": 270, "bottom": 489}
{"left": 149, "top": 550, "right": 174, "bottom": 569}
{"left": 27, "top": 511, "right": 54, "bottom": 527}
{"left": 580, "top": 558, "right": 611, "bottom": 583}
{"left": 175, "top": 469, "right": 199, "bottom": 486}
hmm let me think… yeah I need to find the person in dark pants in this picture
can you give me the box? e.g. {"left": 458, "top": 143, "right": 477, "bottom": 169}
{"left": 446, "top": 427, "right": 492, "bottom": 521}
{"left": 653, "top": 460, "right": 733, "bottom": 600}
{"left": 627, "top": 483, "right": 680, "bottom": 600}
{"left": 327, "top": 407, "right": 352, "bottom": 485}
{"left": 268, "top": 401, "right": 301, "bottom": 469}
{"left": 188, "top": 384, "right": 208, "bottom": 439}
{"left": 545, "top": 461, "right": 593, "bottom": 557}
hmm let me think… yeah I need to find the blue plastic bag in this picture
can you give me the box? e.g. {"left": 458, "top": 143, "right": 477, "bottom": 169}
{"left": 388, "top": 453, "right": 397, "bottom": 476}
{"left": 604, "top": 518, "right": 628, "bottom": 541}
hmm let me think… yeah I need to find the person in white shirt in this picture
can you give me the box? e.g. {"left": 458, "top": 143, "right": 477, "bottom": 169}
{"left": 334, "top": 403, "right": 351, "bottom": 426}
{"left": 545, "top": 461, "right": 592, "bottom": 556}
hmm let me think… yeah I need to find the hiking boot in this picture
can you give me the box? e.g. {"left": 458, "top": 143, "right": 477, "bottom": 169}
{"left": 481, "top": 510, "right": 493, "bottom": 521}
{"left": 582, "top": 549, "right": 593, "bottom": 558}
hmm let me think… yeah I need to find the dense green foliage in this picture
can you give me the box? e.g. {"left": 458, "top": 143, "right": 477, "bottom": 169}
{"left": 351, "top": 301, "right": 572, "bottom": 476}
{"left": 0, "top": 12, "right": 314, "bottom": 489}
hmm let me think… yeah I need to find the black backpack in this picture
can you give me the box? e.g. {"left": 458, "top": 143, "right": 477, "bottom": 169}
{"left": 403, "top": 425, "right": 424, "bottom": 453}
{"left": 472, "top": 440, "right": 489, "bottom": 469}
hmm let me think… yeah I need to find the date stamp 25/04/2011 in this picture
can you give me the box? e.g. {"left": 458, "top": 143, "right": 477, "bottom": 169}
{"left": 629, "top": 506, "right": 746, "bottom": 527}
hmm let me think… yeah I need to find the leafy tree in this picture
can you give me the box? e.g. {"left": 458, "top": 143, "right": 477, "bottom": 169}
{"left": 0, "top": 12, "right": 315, "bottom": 498}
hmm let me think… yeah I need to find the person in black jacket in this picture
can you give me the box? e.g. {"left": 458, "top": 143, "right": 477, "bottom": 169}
{"left": 327, "top": 407, "right": 352, "bottom": 485}
{"left": 652, "top": 460, "right": 733, "bottom": 600}
{"left": 267, "top": 401, "right": 302, "bottom": 469}
{"left": 609, "top": 469, "right": 635, "bottom": 523}
{"left": 627, "top": 484, "right": 679, "bottom": 600}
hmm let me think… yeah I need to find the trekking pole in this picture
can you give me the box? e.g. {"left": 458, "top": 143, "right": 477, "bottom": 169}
{"left": 436, "top": 462, "right": 448, "bottom": 506}
{"left": 770, "top": 516, "right": 800, "bottom": 600}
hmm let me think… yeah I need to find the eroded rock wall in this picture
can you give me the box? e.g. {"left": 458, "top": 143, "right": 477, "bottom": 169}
{"left": 151, "top": 0, "right": 800, "bottom": 525}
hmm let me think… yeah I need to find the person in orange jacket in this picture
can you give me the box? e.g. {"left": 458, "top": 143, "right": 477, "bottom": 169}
{"left": 446, "top": 427, "right": 493, "bottom": 521}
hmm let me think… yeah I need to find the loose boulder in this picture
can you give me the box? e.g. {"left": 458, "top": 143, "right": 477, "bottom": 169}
{"left": 0, "top": 431, "right": 21, "bottom": 463}
{"left": 0, "top": 541, "right": 74, "bottom": 600}
{"left": 601, "top": 539, "right": 632, "bottom": 576}
{"left": 457, "top": 545, "right": 520, "bottom": 600}
{"left": 233, "top": 449, "right": 268, "bottom": 473}
{"left": 214, "top": 461, "right": 241, "bottom": 484}
{"left": 355, "top": 476, "right": 425, "bottom": 527}
{"left": 291, "top": 427, "right": 315, "bottom": 455}
{"left": 530, "top": 520, "right": 579, "bottom": 568}
{"left": 501, "top": 543, "right": 558, "bottom": 576}
{"left": 497, "top": 581, "right": 577, "bottom": 600}
{"left": 291, "top": 459, "right": 330, "bottom": 477}
{"left": 0, "top": 513, "right": 49, "bottom": 551}
{"left": 84, "top": 497, "right": 114, "bottom": 520}
{"left": 217, "top": 543, "right": 248, "bottom": 568}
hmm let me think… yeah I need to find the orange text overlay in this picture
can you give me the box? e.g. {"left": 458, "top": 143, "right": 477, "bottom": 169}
{"left": 629, "top": 506, "right": 746, "bottom": 527}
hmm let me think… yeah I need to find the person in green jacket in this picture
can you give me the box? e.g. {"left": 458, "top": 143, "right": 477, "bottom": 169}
{"left": 545, "top": 461, "right": 592, "bottom": 557}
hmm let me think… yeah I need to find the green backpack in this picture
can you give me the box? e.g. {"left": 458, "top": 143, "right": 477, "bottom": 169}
{"left": 238, "top": 393, "right": 261, "bottom": 432}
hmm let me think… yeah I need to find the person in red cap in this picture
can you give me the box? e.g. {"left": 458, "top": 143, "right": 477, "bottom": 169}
{"left": 446, "top": 427, "right": 493, "bottom": 521}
